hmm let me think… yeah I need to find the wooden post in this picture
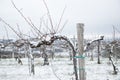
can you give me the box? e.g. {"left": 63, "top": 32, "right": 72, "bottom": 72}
{"left": 77, "top": 23, "right": 86, "bottom": 80}
{"left": 97, "top": 40, "right": 101, "bottom": 64}
{"left": 12, "top": 46, "right": 15, "bottom": 58}
{"left": 113, "top": 26, "right": 115, "bottom": 41}
{"left": 0, "top": 47, "right": 1, "bottom": 61}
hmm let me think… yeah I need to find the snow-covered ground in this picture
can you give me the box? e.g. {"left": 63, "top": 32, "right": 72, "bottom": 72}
{"left": 0, "top": 55, "right": 120, "bottom": 80}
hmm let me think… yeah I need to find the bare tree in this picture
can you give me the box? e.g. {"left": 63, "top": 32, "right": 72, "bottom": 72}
{"left": 86, "top": 36, "right": 104, "bottom": 64}
{"left": 0, "top": 0, "right": 78, "bottom": 79}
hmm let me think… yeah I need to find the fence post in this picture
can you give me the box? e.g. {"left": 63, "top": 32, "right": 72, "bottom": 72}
{"left": 77, "top": 23, "right": 86, "bottom": 80}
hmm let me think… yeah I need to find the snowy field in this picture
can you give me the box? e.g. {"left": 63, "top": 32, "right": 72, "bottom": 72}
{"left": 0, "top": 56, "right": 120, "bottom": 80}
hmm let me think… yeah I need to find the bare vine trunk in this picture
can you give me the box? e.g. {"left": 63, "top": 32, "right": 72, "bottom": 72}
{"left": 42, "top": 45, "right": 49, "bottom": 65}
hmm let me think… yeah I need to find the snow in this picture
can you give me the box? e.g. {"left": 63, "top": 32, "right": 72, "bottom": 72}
{"left": 0, "top": 55, "right": 120, "bottom": 80}
{"left": 85, "top": 58, "right": 120, "bottom": 80}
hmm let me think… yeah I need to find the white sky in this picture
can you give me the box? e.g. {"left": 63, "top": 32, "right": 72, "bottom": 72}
{"left": 0, "top": 0, "right": 120, "bottom": 39}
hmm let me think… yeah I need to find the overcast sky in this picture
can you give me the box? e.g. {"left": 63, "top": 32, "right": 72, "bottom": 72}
{"left": 0, "top": 0, "right": 120, "bottom": 39}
